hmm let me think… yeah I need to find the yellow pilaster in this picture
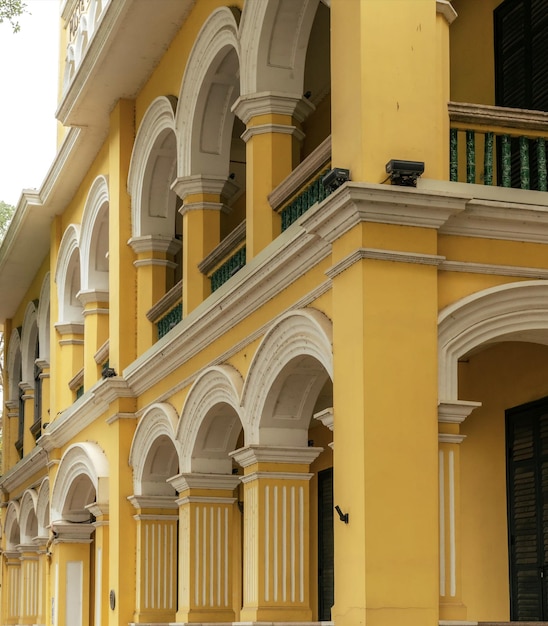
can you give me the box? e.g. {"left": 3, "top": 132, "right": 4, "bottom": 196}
{"left": 438, "top": 400, "right": 481, "bottom": 620}
{"left": 233, "top": 93, "right": 314, "bottom": 259}
{"left": 18, "top": 546, "right": 39, "bottom": 625}
{"left": 20, "top": 383, "right": 34, "bottom": 455}
{"left": 172, "top": 176, "right": 237, "bottom": 316}
{"left": 37, "top": 361, "right": 51, "bottom": 430}
{"left": 3, "top": 551, "right": 21, "bottom": 625}
{"left": 78, "top": 291, "right": 109, "bottom": 390}
{"left": 329, "top": 228, "right": 440, "bottom": 626}
{"left": 169, "top": 473, "right": 241, "bottom": 623}
{"left": 231, "top": 445, "right": 322, "bottom": 623}
{"left": 128, "top": 236, "right": 181, "bottom": 353}
{"left": 331, "top": 0, "right": 449, "bottom": 182}
{"left": 50, "top": 521, "right": 94, "bottom": 626}
{"left": 54, "top": 323, "right": 84, "bottom": 411}
{"left": 109, "top": 99, "right": 136, "bottom": 374}
{"left": 35, "top": 538, "right": 49, "bottom": 626}
{"left": 128, "top": 495, "right": 178, "bottom": 623}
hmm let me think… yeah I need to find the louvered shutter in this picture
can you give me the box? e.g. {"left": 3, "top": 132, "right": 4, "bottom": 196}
{"left": 318, "top": 468, "right": 334, "bottom": 621}
{"left": 507, "top": 399, "right": 548, "bottom": 620}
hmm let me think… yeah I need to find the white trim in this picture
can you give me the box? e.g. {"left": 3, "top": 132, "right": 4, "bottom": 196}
{"left": 439, "top": 281, "right": 548, "bottom": 401}
{"left": 440, "top": 259, "right": 548, "bottom": 279}
{"left": 231, "top": 445, "right": 323, "bottom": 468}
{"left": 80, "top": 175, "right": 109, "bottom": 292}
{"left": 438, "top": 433, "right": 467, "bottom": 444}
{"left": 436, "top": 0, "right": 457, "bottom": 25}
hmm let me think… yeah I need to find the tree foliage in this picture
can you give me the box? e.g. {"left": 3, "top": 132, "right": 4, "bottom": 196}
{"left": 0, "top": 0, "right": 26, "bottom": 32}
{"left": 0, "top": 201, "right": 14, "bottom": 240}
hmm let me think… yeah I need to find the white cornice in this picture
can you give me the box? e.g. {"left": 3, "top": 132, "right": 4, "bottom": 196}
{"left": 232, "top": 92, "right": 315, "bottom": 124}
{"left": 123, "top": 215, "right": 331, "bottom": 395}
{"left": 127, "top": 495, "right": 178, "bottom": 511}
{"left": 0, "top": 447, "right": 48, "bottom": 495}
{"left": 438, "top": 400, "right": 481, "bottom": 424}
{"left": 241, "top": 124, "right": 305, "bottom": 144}
{"left": 438, "top": 433, "right": 467, "bottom": 444}
{"left": 240, "top": 472, "right": 314, "bottom": 484}
{"left": 301, "top": 183, "right": 469, "bottom": 242}
{"left": 440, "top": 259, "right": 548, "bottom": 279}
{"left": 230, "top": 445, "right": 323, "bottom": 468}
{"left": 54, "top": 322, "right": 84, "bottom": 336}
{"left": 436, "top": 0, "right": 457, "bottom": 25}
{"left": 127, "top": 235, "right": 181, "bottom": 256}
{"left": 327, "top": 248, "right": 445, "bottom": 280}
{"left": 168, "top": 473, "right": 241, "bottom": 494}
{"left": 39, "top": 378, "right": 134, "bottom": 452}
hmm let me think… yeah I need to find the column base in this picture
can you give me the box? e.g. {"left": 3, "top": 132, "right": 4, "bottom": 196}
{"left": 239, "top": 607, "right": 313, "bottom": 622}
{"left": 129, "top": 622, "right": 331, "bottom": 626}
{"left": 440, "top": 601, "right": 469, "bottom": 621}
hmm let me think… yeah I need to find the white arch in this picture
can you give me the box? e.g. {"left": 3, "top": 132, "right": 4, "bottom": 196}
{"left": 176, "top": 7, "right": 240, "bottom": 178}
{"left": 4, "top": 501, "right": 20, "bottom": 550}
{"left": 80, "top": 175, "right": 110, "bottom": 293}
{"left": 242, "top": 308, "right": 333, "bottom": 446}
{"left": 50, "top": 442, "right": 109, "bottom": 523}
{"left": 36, "top": 477, "right": 51, "bottom": 537}
{"left": 128, "top": 96, "right": 178, "bottom": 238}
{"left": 177, "top": 365, "right": 244, "bottom": 474}
{"left": 7, "top": 327, "right": 22, "bottom": 403}
{"left": 239, "top": 0, "right": 320, "bottom": 96}
{"left": 20, "top": 300, "right": 38, "bottom": 386}
{"left": 18, "top": 489, "right": 38, "bottom": 544}
{"left": 129, "top": 402, "right": 179, "bottom": 496}
{"left": 55, "top": 224, "right": 83, "bottom": 324}
{"left": 439, "top": 280, "right": 548, "bottom": 402}
{"left": 37, "top": 273, "right": 51, "bottom": 364}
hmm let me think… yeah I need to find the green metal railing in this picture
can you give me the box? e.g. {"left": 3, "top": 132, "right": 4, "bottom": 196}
{"left": 280, "top": 168, "right": 331, "bottom": 231}
{"left": 210, "top": 246, "right": 246, "bottom": 292}
{"left": 157, "top": 302, "right": 182, "bottom": 339}
{"left": 450, "top": 128, "right": 548, "bottom": 191}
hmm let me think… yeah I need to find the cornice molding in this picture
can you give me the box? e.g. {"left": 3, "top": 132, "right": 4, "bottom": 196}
{"left": 127, "top": 495, "right": 179, "bottom": 511}
{"left": 198, "top": 221, "right": 246, "bottom": 275}
{"left": 171, "top": 175, "right": 239, "bottom": 203}
{"left": 438, "top": 400, "right": 481, "bottom": 424}
{"left": 145, "top": 280, "right": 182, "bottom": 323}
{"left": 438, "top": 433, "right": 467, "bottom": 444}
{"left": 241, "top": 123, "right": 305, "bottom": 144}
{"left": 301, "top": 183, "right": 469, "bottom": 242}
{"left": 168, "top": 473, "right": 241, "bottom": 494}
{"left": 0, "top": 447, "right": 48, "bottom": 495}
{"left": 232, "top": 91, "right": 315, "bottom": 124}
{"left": 436, "top": 0, "right": 457, "bottom": 25}
{"left": 327, "top": 248, "right": 445, "bottom": 280}
{"left": 440, "top": 259, "right": 548, "bottom": 279}
{"left": 230, "top": 445, "right": 323, "bottom": 468}
{"left": 127, "top": 235, "right": 181, "bottom": 256}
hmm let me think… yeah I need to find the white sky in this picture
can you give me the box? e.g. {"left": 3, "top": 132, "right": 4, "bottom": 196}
{"left": 0, "top": 0, "right": 59, "bottom": 206}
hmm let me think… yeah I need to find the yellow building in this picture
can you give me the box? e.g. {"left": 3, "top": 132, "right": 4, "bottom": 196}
{"left": 1, "top": 0, "right": 548, "bottom": 625}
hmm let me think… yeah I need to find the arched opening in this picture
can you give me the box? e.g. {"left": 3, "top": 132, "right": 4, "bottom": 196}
{"left": 439, "top": 281, "right": 548, "bottom": 621}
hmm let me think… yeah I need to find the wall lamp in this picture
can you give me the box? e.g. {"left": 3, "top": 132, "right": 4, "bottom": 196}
{"left": 335, "top": 505, "right": 349, "bottom": 524}
{"left": 385, "top": 159, "right": 425, "bottom": 187}
{"left": 322, "top": 167, "right": 351, "bottom": 193}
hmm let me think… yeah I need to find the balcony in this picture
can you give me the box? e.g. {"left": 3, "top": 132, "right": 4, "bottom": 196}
{"left": 146, "top": 280, "right": 183, "bottom": 339}
{"left": 449, "top": 102, "right": 548, "bottom": 192}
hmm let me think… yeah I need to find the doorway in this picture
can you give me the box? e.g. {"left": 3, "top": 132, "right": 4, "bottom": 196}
{"left": 506, "top": 396, "right": 548, "bottom": 620}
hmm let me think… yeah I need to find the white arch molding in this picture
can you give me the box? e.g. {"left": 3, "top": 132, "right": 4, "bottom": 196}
{"left": 438, "top": 280, "right": 548, "bottom": 402}
{"left": 80, "top": 175, "right": 110, "bottom": 294}
{"left": 129, "top": 402, "right": 179, "bottom": 496}
{"left": 175, "top": 6, "right": 240, "bottom": 179}
{"left": 7, "top": 327, "right": 22, "bottom": 402}
{"left": 36, "top": 477, "right": 51, "bottom": 538}
{"left": 239, "top": 0, "right": 320, "bottom": 96}
{"left": 4, "top": 501, "right": 20, "bottom": 550}
{"left": 128, "top": 96, "right": 178, "bottom": 238}
{"left": 20, "top": 300, "right": 38, "bottom": 386}
{"left": 37, "top": 273, "right": 51, "bottom": 365}
{"left": 242, "top": 308, "right": 333, "bottom": 446}
{"left": 55, "top": 224, "right": 83, "bottom": 324}
{"left": 18, "top": 489, "right": 38, "bottom": 544}
{"left": 177, "top": 365, "right": 244, "bottom": 474}
{"left": 50, "top": 442, "right": 109, "bottom": 523}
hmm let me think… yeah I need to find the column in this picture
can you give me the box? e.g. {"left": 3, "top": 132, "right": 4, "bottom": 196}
{"left": 128, "top": 495, "right": 178, "bottom": 623}
{"left": 87, "top": 503, "right": 109, "bottom": 626}
{"left": 50, "top": 521, "right": 94, "bottom": 626}
{"left": 168, "top": 473, "right": 241, "bottom": 623}
{"left": 18, "top": 544, "right": 39, "bottom": 625}
{"left": 128, "top": 236, "right": 181, "bottom": 353}
{"left": 3, "top": 551, "right": 21, "bottom": 625}
{"left": 20, "top": 382, "right": 34, "bottom": 456}
{"left": 54, "top": 322, "right": 84, "bottom": 411}
{"left": 35, "top": 537, "right": 49, "bottom": 626}
{"left": 77, "top": 289, "right": 109, "bottom": 390}
{"left": 232, "top": 93, "right": 314, "bottom": 259}
{"left": 331, "top": 0, "right": 448, "bottom": 183}
{"left": 171, "top": 176, "right": 236, "bottom": 315}
{"left": 438, "top": 400, "right": 481, "bottom": 621}
{"left": 230, "top": 445, "right": 322, "bottom": 623}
